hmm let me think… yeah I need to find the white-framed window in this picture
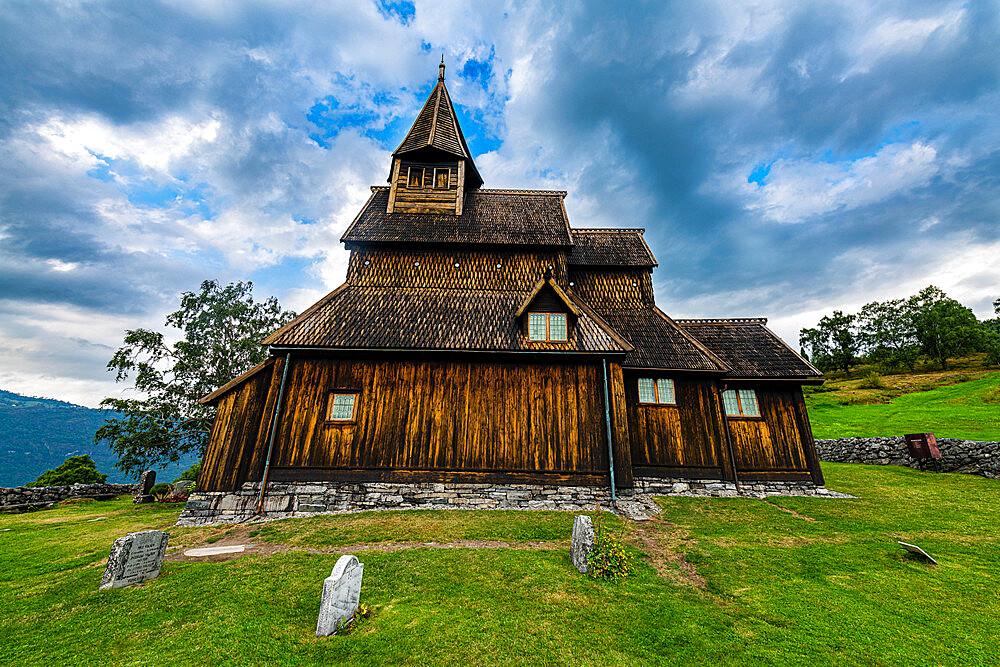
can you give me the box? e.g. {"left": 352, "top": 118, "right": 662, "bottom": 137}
{"left": 528, "top": 312, "right": 568, "bottom": 342}
{"left": 328, "top": 393, "right": 358, "bottom": 422}
{"left": 638, "top": 378, "right": 676, "bottom": 405}
{"left": 722, "top": 389, "right": 760, "bottom": 417}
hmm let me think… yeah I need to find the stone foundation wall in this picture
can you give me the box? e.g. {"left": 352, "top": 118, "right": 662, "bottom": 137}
{"left": 0, "top": 483, "right": 136, "bottom": 513}
{"left": 177, "top": 477, "right": 849, "bottom": 526}
{"left": 816, "top": 437, "right": 1000, "bottom": 479}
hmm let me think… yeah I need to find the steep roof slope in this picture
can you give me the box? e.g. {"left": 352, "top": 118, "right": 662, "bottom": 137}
{"left": 676, "top": 318, "right": 823, "bottom": 380}
{"left": 393, "top": 60, "right": 483, "bottom": 188}
{"left": 342, "top": 188, "right": 572, "bottom": 246}
{"left": 568, "top": 229, "right": 657, "bottom": 267}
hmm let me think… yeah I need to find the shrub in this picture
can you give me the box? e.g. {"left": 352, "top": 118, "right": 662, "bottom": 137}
{"left": 176, "top": 460, "right": 201, "bottom": 482}
{"left": 860, "top": 370, "right": 884, "bottom": 389}
{"left": 984, "top": 387, "right": 1000, "bottom": 404}
{"left": 150, "top": 483, "right": 171, "bottom": 496}
{"left": 586, "top": 515, "right": 634, "bottom": 580}
{"left": 27, "top": 455, "right": 107, "bottom": 488}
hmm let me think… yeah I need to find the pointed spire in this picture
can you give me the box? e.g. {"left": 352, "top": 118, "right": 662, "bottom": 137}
{"left": 392, "top": 59, "right": 483, "bottom": 189}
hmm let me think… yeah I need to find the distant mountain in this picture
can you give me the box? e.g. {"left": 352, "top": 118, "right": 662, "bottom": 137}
{"left": 0, "top": 389, "right": 197, "bottom": 488}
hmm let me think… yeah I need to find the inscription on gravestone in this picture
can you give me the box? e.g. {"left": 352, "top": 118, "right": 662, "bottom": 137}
{"left": 99, "top": 530, "right": 169, "bottom": 590}
{"left": 316, "top": 554, "right": 365, "bottom": 637}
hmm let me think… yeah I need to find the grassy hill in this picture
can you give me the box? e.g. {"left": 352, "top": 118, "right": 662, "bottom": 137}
{"left": 804, "top": 357, "right": 1000, "bottom": 441}
{"left": 0, "top": 389, "right": 196, "bottom": 487}
{"left": 1, "top": 463, "right": 998, "bottom": 665}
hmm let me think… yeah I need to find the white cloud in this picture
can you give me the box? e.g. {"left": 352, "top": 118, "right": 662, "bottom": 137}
{"left": 743, "top": 141, "right": 941, "bottom": 223}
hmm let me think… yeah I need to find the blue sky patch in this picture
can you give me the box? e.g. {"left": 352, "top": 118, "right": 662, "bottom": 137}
{"left": 375, "top": 0, "right": 415, "bottom": 26}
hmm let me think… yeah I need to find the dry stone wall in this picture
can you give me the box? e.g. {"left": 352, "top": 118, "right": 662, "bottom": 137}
{"left": 816, "top": 437, "right": 1000, "bottom": 479}
{"left": 0, "top": 483, "right": 135, "bottom": 513}
{"left": 177, "top": 477, "right": 848, "bottom": 526}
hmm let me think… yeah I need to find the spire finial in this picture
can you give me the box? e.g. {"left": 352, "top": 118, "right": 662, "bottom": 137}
{"left": 439, "top": 55, "right": 445, "bottom": 82}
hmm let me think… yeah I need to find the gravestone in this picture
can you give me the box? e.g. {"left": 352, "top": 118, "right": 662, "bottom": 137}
{"left": 172, "top": 480, "right": 193, "bottom": 496}
{"left": 316, "top": 554, "right": 365, "bottom": 637}
{"left": 99, "top": 530, "right": 169, "bottom": 590}
{"left": 133, "top": 470, "right": 155, "bottom": 504}
{"left": 570, "top": 515, "right": 595, "bottom": 573}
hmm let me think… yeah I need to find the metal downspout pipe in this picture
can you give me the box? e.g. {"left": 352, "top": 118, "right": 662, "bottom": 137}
{"left": 601, "top": 358, "right": 616, "bottom": 503}
{"left": 256, "top": 352, "right": 292, "bottom": 514}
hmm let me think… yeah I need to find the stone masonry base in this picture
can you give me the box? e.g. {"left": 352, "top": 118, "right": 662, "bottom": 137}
{"left": 177, "top": 477, "right": 852, "bottom": 526}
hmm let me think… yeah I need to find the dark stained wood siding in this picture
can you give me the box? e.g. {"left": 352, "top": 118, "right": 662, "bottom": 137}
{"left": 624, "top": 373, "right": 729, "bottom": 478}
{"left": 261, "top": 356, "right": 612, "bottom": 484}
{"left": 198, "top": 361, "right": 277, "bottom": 491}
{"left": 726, "top": 384, "right": 817, "bottom": 481}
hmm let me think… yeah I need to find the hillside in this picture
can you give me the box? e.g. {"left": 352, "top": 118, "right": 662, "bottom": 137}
{"left": 1, "top": 464, "right": 998, "bottom": 664}
{"left": 804, "top": 358, "right": 1000, "bottom": 441}
{"left": 0, "top": 389, "right": 196, "bottom": 487}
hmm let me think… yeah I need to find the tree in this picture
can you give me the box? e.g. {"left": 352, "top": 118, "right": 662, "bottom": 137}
{"left": 908, "top": 285, "right": 981, "bottom": 370}
{"left": 799, "top": 310, "right": 859, "bottom": 374}
{"left": 27, "top": 455, "right": 107, "bottom": 487}
{"left": 96, "top": 280, "right": 296, "bottom": 478}
{"left": 982, "top": 298, "right": 1000, "bottom": 367}
{"left": 856, "top": 298, "right": 919, "bottom": 371}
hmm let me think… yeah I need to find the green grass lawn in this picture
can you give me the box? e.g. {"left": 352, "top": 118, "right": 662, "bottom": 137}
{"left": 805, "top": 368, "right": 1000, "bottom": 441}
{"left": 2, "top": 463, "right": 999, "bottom": 665}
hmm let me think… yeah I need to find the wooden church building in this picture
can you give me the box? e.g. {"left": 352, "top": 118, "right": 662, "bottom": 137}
{"left": 193, "top": 62, "right": 826, "bottom": 510}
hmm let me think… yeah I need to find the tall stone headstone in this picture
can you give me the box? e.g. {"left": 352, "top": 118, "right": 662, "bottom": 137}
{"left": 316, "top": 554, "right": 365, "bottom": 637}
{"left": 570, "top": 514, "right": 595, "bottom": 573}
{"left": 99, "top": 530, "right": 169, "bottom": 590}
{"left": 133, "top": 470, "right": 156, "bottom": 504}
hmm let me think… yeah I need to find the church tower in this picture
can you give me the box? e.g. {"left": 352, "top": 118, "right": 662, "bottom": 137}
{"left": 386, "top": 58, "right": 483, "bottom": 215}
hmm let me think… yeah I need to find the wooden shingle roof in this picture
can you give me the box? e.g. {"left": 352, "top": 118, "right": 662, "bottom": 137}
{"left": 342, "top": 187, "right": 573, "bottom": 246}
{"left": 393, "top": 61, "right": 483, "bottom": 188}
{"left": 675, "top": 318, "right": 823, "bottom": 380}
{"left": 592, "top": 307, "right": 728, "bottom": 372}
{"left": 568, "top": 229, "right": 657, "bottom": 267}
{"left": 263, "top": 284, "right": 630, "bottom": 355}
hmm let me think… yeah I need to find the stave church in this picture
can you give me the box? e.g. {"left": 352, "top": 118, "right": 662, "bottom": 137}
{"left": 184, "top": 61, "right": 827, "bottom": 522}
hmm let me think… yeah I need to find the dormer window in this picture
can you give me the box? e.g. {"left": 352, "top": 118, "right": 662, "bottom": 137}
{"left": 407, "top": 166, "right": 424, "bottom": 188}
{"left": 528, "top": 312, "right": 568, "bottom": 342}
{"left": 434, "top": 167, "right": 450, "bottom": 189}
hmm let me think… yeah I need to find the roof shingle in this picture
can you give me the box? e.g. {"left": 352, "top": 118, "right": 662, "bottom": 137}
{"left": 675, "top": 319, "right": 823, "bottom": 379}
{"left": 568, "top": 229, "right": 657, "bottom": 267}
{"left": 264, "top": 285, "right": 628, "bottom": 354}
{"left": 342, "top": 188, "right": 572, "bottom": 246}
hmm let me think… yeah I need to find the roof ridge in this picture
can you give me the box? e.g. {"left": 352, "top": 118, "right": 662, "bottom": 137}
{"left": 572, "top": 227, "right": 647, "bottom": 233}
{"left": 675, "top": 317, "right": 769, "bottom": 324}
{"left": 477, "top": 188, "right": 568, "bottom": 196}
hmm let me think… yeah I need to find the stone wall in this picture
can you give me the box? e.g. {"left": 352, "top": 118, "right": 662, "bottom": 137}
{"left": 816, "top": 437, "right": 1000, "bottom": 479}
{"left": 0, "top": 482, "right": 136, "bottom": 513}
{"left": 177, "top": 477, "right": 849, "bottom": 526}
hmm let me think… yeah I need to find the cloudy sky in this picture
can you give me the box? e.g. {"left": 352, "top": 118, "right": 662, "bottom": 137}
{"left": 2, "top": 1, "right": 998, "bottom": 407}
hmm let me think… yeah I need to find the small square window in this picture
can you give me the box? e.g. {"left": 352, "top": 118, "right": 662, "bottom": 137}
{"left": 528, "top": 313, "right": 547, "bottom": 341}
{"left": 638, "top": 378, "right": 656, "bottom": 403}
{"left": 407, "top": 167, "right": 423, "bottom": 188}
{"left": 328, "top": 393, "right": 357, "bottom": 421}
{"left": 638, "top": 378, "right": 675, "bottom": 404}
{"left": 548, "top": 313, "right": 567, "bottom": 341}
{"left": 434, "top": 168, "right": 449, "bottom": 189}
{"left": 723, "top": 389, "right": 759, "bottom": 417}
{"left": 738, "top": 389, "right": 759, "bottom": 417}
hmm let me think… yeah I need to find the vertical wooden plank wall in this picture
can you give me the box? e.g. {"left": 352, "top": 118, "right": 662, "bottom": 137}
{"left": 607, "top": 362, "right": 633, "bottom": 488}
{"left": 726, "top": 384, "right": 815, "bottom": 481}
{"left": 198, "top": 364, "right": 276, "bottom": 491}
{"left": 624, "top": 375, "right": 729, "bottom": 478}
{"left": 265, "top": 356, "right": 614, "bottom": 485}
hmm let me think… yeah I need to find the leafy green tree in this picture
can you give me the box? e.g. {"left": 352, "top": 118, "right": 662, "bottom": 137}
{"left": 799, "top": 310, "right": 859, "bottom": 374}
{"left": 983, "top": 298, "right": 1000, "bottom": 367}
{"left": 96, "top": 280, "right": 296, "bottom": 478}
{"left": 27, "top": 455, "right": 107, "bottom": 487}
{"left": 856, "top": 298, "right": 919, "bottom": 371}
{"left": 909, "top": 286, "right": 982, "bottom": 370}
